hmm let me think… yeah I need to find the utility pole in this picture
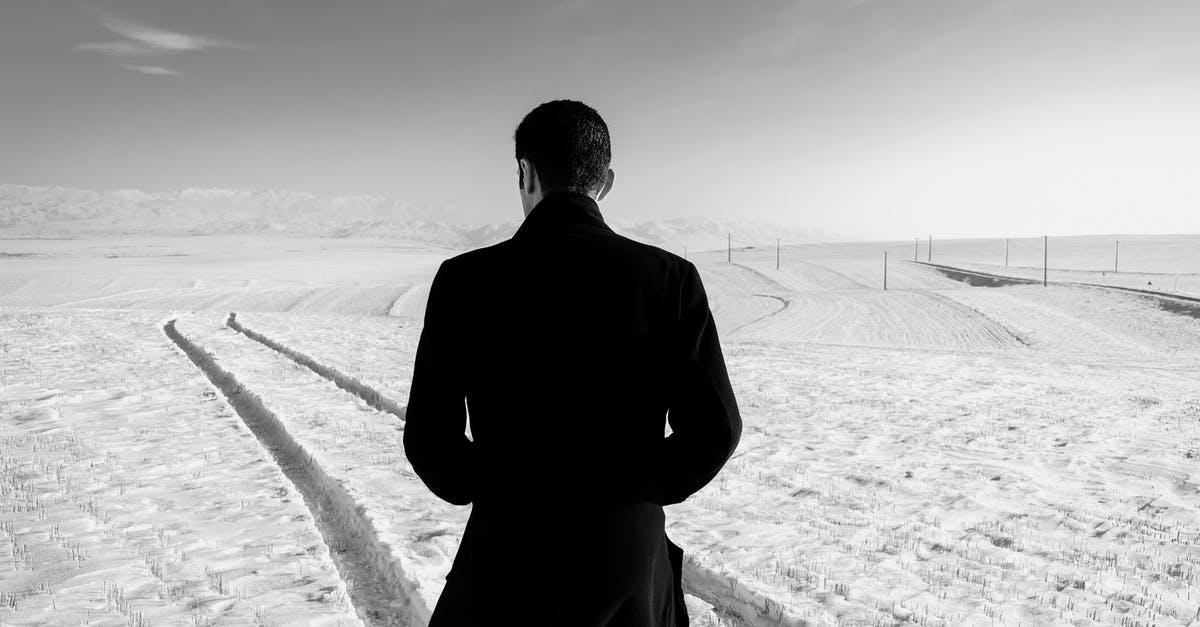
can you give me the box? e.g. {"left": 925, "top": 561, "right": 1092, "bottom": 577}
{"left": 776, "top": 238, "right": 780, "bottom": 270}
{"left": 914, "top": 237, "right": 918, "bottom": 262}
{"left": 1115, "top": 240, "right": 1119, "bottom": 273}
{"left": 1005, "top": 238, "right": 1009, "bottom": 268}
{"left": 683, "top": 245, "right": 687, "bottom": 260}
{"left": 928, "top": 234, "right": 932, "bottom": 263}
{"left": 1043, "top": 235, "right": 1048, "bottom": 287}
{"left": 883, "top": 250, "right": 888, "bottom": 290}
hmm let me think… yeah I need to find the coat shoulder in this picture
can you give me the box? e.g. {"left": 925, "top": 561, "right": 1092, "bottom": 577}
{"left": 437, "top": 239, "right": 514, "bottom": 273}
{"left": 599, "top": 231, "right": 697, "bottom": 280}
{"left": 443, "top": 232, "right": 695, "bottom": 277}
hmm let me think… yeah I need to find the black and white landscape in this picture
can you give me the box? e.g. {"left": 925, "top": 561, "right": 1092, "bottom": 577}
{"left": 4, "top": 188, "right": 1200, "bottom": 624}
{"left": 4, "top": 1, "right": 1200, "bottom": 625}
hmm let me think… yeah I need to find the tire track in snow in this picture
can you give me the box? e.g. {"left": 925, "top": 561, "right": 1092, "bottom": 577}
{"left": 920, "top": 290, "right": 1031, "bottom": 348}
{"left": 718, "top": 263, "right": 794, "bottom": 336}
{"left": 223, "top": 315, "right": 801, "bottom": 626}
{"left": 739, "top": 259, "right": 873, "bottom": 292}
{"left": 226, "top": 312, "right": 406, "bottom": 421}
{"left": 386, "top": 284, "right": 430, "bottom": 320}
{"left": 729, "top": 262, "right": 795, "bottom": 293}
{"left": 281, "top": 288, "right": 322, "bottom": 313}
{"left": 721, "top": 258, "right": 1027, "bottom": 350}
{"left": 383, "top": 285, "right": 416, "bottom": 317}
{"left": 730, "top": 294, "right": 792, "bottom": 336}
{"left": 164, "top": 318, "right": 422, "bottom": 626}
{"left": 681, "top": 553, "right": 811, "bottom": 626}
{"left": 793, "top": 259, "right": 876, "bottom": 291}
{"left": 51, "top": 287, "right": 167, "bottom": 308}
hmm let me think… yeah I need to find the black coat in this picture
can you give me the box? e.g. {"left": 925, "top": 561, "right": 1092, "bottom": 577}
{"left": 403, "top": 191, "right": 742, "bottom": 626}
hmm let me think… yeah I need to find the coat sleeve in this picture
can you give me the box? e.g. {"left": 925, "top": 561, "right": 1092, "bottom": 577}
{"left": 660, "top": 262, "right": 742, "bottom": 506}
{"left": 403, "top": 259, "right": 476, "bottom": 506}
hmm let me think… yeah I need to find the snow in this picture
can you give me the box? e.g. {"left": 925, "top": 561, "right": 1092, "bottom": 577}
{"left": 902, "top": 233, "right": 1200, "bottom": 299}
{"left": 0, "top": 236, "right": 443, "bottom": 316}
{"left": 0, "top": 310, "right": 360, "bottom": 625}
{"left": 3, "top": 231, "right": 1200, "bottom": 626}
{"left": 168, "top": 315, "right": 443, "bottom": 625}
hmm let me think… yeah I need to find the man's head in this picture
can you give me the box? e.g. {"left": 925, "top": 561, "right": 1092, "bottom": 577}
{"left": 514, "top": 99, "right": 615, "bottom": 216}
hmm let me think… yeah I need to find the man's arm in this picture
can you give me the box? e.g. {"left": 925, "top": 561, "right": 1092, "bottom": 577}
{"left": 403, "top": 260, "right": 476, "bottom": 506}
{"left": 660, "top": 262, "right": 742, "bottom": 506}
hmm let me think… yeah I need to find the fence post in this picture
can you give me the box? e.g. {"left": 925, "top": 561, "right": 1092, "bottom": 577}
{"left": 727, "top": 233, "right": 731, "bottom": 263}
{"left": 1005, "top": 238, "right": 1009, "bottom": 268}
{"left": 1043, "top": 235, "right": 1048, "bottom": 287}
{"left": 1115, "top": 240, "right": 1119, "bottom": 273}
{"left": 776, "top": 238, "right": 780, "bottom": 270}
{"left": 883, "top": 250, "right": 888, "bottom": 290}
{"left": 928, "top": 234, "right": 932, "bottom": 263}
{"left": 914, "top": 237, "right": 918, "bottom": 262}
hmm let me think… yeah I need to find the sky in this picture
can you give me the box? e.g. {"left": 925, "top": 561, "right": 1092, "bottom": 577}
{"left": 2, "top": 0, "right": 1199, "bottom": 240}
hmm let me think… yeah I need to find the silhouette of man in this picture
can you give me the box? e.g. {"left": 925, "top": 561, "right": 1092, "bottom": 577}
{"left": 403, "top": 99, "right": 742, "bottom": 626}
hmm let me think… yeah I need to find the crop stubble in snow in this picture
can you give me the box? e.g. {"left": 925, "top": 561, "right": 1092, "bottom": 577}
{"left": 236, "top": 249, "right": 1200, "bottom": 626}
{"left": 5, "top": 236, "right": 1200, "bottom": 626}
{"left": 0, "top": 309, "right": 359, "bottom": 625}
{"left": 165, "top": 317, "right": 417, "bottom": 626}
{"left": 171, "top": 314, "right": 466, "bottom": 625}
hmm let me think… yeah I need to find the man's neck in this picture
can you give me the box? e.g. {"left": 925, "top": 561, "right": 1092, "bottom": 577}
{"left": 524, "top": 188, "right": 599, "bottom": 217}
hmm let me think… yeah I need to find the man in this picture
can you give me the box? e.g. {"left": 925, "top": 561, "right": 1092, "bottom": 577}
{"left": 403, "top": 99, "right": 741, "bottom": 626}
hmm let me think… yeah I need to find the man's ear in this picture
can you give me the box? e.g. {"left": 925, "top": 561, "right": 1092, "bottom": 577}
{"left": 519, "top": 158, "right": 538, "bottom": 195}
{"left": 596, "top": 168, "right": 615, "bottom": 202}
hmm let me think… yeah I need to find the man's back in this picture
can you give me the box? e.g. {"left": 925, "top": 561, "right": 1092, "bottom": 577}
{"left": 403, "top": 101, "right": 740, "bottom": 626}
{"left": 412, "top": 192, "right": 738, "bottom": 496}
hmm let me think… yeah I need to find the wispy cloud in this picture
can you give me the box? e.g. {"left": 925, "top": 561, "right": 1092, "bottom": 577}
{"left": 78, "top": 13, "right": 245, "bottom": 58}
{"left": 122, "top": 65, "right": 183, "bottom": 77}
{"left": 79, "top": 40, "right": 155, "bottom": 56}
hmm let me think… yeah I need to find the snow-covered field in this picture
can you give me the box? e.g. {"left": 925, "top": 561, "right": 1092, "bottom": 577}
{"left": 875, "top": 234, "right": 1200, "bottom": 299}
{"left": 2, "top": 234, "right": 1199, "bottom": 626}
{"left": 0, "top": 309, "right": 359, "bottom": 625}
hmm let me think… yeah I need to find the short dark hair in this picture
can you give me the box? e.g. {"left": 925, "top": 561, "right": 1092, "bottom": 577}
{"left": 514, "top": 100, "right": 611, "bottom": 195}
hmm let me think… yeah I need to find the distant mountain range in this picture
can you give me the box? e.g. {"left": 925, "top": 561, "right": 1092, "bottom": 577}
{"left": 0, "top": 184, "right": 832, "bottom": 251}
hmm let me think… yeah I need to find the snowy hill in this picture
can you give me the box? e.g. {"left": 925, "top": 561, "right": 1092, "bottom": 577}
{"left": 0, "top": 184, "right": 830, "bottom": 250}
{"left": 0, "top": 184, "right": 472, "bottom": 246}
{"left": 612, "top": 216, "right": 829, "bottom": 253}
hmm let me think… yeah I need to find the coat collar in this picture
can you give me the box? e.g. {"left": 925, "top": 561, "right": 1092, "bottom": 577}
{"left": 512, "top": 191, "right": 613, "bottom": 240}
